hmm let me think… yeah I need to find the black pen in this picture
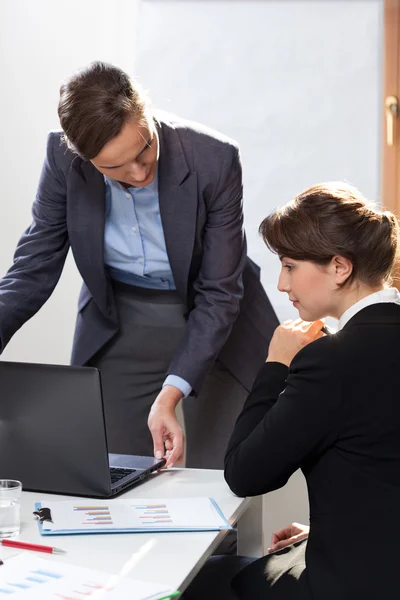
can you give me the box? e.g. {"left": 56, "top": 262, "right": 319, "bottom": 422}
{"left": 321, "top": 324, "right": 335, "bottom": 335}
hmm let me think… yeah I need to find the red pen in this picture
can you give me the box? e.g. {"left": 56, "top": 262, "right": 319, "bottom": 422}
{"left": 0, "top": 539, "right": 66, "bottom": 554}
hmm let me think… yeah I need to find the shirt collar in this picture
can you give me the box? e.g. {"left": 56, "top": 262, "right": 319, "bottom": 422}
{"left": 337, "top": 287, "right": 400, "bottom": 331}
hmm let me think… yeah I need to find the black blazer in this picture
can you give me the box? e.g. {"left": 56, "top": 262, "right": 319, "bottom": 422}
{"left": 225, "top": 302, "right": 400, "bottom": 600}
{"left": 0, "top": 113, "right": 278, "bottom": 393}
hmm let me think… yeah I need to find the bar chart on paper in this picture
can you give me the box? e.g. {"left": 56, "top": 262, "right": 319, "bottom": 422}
{"left": 74, "top": 504, "right": 173, "bottom": 526}
{"left": 73, "top": 505, "right": 113, "bottom": 526}
{"left": 131, "top": 503, "right": 173, "bottom": 525}
{"left": 0, "top": 563, "right": 63, "bottom": 593}
{"left": 0, "top": 554, "right": 174, "bottom": 599}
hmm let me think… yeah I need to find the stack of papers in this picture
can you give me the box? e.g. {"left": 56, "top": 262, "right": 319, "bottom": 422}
{"left": 35, "top": 497, "right": 231, "bottom": 535}
{"left": 0, "top": 554, "right": 175, "bottom": 599}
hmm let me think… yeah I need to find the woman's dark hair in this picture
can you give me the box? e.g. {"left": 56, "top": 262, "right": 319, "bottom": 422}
{"left": 259, "top": 182, "right": 399, "bottom": 287}
{"left": 58, "top": 61, "right": 150, "bottom": 160}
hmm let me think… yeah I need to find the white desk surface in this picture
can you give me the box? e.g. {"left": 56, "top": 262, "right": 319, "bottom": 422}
{"left": 1, "top": 468, "right": 254, "bottom": 593}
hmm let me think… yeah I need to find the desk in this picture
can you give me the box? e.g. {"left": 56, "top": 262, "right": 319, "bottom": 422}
{"left": 2, "top": 469, "right": 263, "bottom": 593}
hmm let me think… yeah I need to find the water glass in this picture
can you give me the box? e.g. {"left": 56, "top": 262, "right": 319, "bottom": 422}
{"left": 0, "top": 480, "right": 22, "bottom": 537}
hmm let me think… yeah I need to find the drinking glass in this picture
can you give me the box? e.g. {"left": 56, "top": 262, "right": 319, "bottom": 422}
{"left": 0, "top": 480, "right": 22, "bottom": 537}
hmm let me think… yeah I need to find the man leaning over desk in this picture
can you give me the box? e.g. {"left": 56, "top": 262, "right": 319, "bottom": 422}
{"left": 0, "top": 61, "right": 278, "bottom": 468}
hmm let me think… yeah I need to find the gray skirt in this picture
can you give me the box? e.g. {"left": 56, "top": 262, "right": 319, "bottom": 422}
{"left": 89, "top": 281, "right": 247, "bottom": 469}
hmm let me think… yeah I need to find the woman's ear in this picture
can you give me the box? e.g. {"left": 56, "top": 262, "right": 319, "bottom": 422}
{"left": 332, "top": 255, "right": 353, "bottom": 285}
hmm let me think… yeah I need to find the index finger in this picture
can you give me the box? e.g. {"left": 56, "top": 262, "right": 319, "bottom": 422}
{"left": 164, "top": 434, "right": 185, "bottom": 468}
{"left": 165, "top": 446, "right": 183, "bottom": 468}
{"left": 307, "top": 320, "right": 325, "bottom": 338}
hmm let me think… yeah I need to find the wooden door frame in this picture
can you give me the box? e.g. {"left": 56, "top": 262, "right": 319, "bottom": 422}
{"left": 382, "top": 0, "right": 400, "bottom": 213}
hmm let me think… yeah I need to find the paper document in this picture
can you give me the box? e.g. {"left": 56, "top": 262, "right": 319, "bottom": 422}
{"left": 35, "top": 497, "right": 231, "bottom": 535}
{"left": 0, "top": 553, "right": 175, "bottom": 599}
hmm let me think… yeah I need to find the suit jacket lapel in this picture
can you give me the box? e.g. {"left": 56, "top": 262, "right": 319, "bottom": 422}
{"left": 67, "top": 160, "right": 116, "bottom": 321}
{"left": 157, "top": 120, "right": 198, "bottom": 302}
{"left": 67, "top": 118, "right": 198, "bottom": 312}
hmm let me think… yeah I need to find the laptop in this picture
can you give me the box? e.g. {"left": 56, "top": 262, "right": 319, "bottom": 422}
{"left": 0, "top": 361, "right": 166, "bottom": 497}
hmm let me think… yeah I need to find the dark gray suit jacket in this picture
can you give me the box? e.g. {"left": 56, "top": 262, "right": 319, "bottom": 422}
{"left": 0, "top": 113, "right": 278, "bottom": 394}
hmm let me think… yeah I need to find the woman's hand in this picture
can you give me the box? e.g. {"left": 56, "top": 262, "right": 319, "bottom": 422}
{"left": 266, "top": 319, "right": 325, "bottom": 367}
{"left": 148, "top": 386, "right": 185, "bottom": 468}
{"left": 268, "top": 522, "right": 310, "bottom": 553}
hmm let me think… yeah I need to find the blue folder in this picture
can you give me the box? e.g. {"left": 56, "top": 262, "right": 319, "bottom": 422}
{"left": 34, "top": 499, "right": 232, "bottom": 536}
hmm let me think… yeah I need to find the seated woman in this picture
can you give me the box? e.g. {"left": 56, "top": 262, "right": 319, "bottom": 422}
{"left": 183, "top": 182, "right": 400, "bottom": 600}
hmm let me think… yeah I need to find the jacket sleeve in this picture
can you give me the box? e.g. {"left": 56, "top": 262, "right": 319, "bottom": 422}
{"left": 167, "top": 145, "right": 247, "bottom": 394}
{"left": 0, "top": 132, "right": 70, "bottom": 350}
{"left": 224, "top": 338, "right": 343, "bottom": 497}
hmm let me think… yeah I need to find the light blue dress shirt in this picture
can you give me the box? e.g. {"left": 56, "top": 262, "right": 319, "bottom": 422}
{"left": 103, "top": 174, "right": 192, "bottom": 397}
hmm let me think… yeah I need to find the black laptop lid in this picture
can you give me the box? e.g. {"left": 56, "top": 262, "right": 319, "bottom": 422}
{"left": 0, "top": 361, "right": 112, "bottom": 496}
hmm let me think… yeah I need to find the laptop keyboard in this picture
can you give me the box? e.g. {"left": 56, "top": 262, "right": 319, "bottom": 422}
{"left": 110, "top": 467, "right": 136, "bottom": 484}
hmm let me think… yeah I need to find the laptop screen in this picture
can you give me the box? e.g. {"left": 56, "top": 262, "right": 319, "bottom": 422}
{"left": 0, "top": 361, "right": 112, "bottom": 496}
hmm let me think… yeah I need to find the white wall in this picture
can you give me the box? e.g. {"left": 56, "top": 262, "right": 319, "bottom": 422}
{"left": 134, "top": 0, "right": 383, "bottom": 542}
{"left": 0, "top": 0, "right": 139, "bottom": 363}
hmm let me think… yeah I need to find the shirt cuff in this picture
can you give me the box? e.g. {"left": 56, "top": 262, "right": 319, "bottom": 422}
{"left": 163, "top": 375, "right": 192, "bottom": 398}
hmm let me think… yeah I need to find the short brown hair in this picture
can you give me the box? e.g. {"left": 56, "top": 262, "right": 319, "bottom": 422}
{"left": 58, "top": 61, "right": 150, "bottom": 160}
{"left": 259, "top": 182, "right": 399, "bottom": 287}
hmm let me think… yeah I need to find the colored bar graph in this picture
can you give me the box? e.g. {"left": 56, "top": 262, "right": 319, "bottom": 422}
{"left": 32, "top": 569, "right": 63, "bottom": 579}
{"left": 144, "top": 510, "right": 169, "bottom": 514}
{"left": 0, "top": 568, "right": 67, "bottom": 596}
{"left": 131, "top": 503, "right": 174, "bottom": 526}
{"left": 73, "top": 505, "right": 114, "bottom": 526}
{"left": 26, "top": 576, "right": 46, "bottom": 583}
{"left": 82, "top": 520, "right": 113, "bottom": 525}
{"left": 133, "top": 505, "right": 166, "bottom": 509}
{"left": 86, "top": 511, "right": 110, "bottom": 515}
{"left": 73, "top": 506, "right": 109, "bottom": 511}
{"left": 141, "top": 520, "right": 173, "bottom": 524}
{"left": 7, "top": 583, "right": 30, "bottom": 590}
